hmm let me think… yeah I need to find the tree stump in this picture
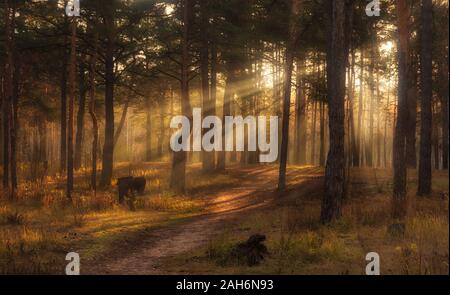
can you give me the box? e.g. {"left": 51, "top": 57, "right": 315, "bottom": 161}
{"left": 232, "top": 234, "right": 268, "bottom": 266}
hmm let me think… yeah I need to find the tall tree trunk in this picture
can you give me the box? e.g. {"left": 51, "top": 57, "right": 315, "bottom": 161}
{"left": 89, "top": 30, "right": 99, "bottom": 192}
{"left": 145, "top": 97, "right": 152, "bottom": 161}
{"left": 418, "top": 0, "right": 433, "bottom": 196}
{"left": 376, "top": 72, "right": 381, "bottom": 168}
{"left": 67, "top": 18, "right": 77, "bottom": 200}
{"left": 278, "top": 0, "right": 300, "bottom": 191}
{"left": 210, "top": 42, "right": 218, "bottom": 167}
{"left": 438, "top": 60, "right": 449, "bottom": 170}
{"left": 11, "top": 47, "right": 18, "bottom": 192}
{"left": 319, "top": 101, "right": 326, "bottom": 167}
{"left": 432, "top": 101, "right": 440, "bottom": 169}
{"left": 200, "top": 0, "right": 215, "bottom": 173}
{"left": 100, "top": 11, "right": 115, "bottom": 187}
{"left": 2, "top": 0, "right": 13, "bottom": 198}
{"left": 320, "top": 0, "right": 352, "bottom": 223}
{"left": 392, "top": 0, "right": 410, "bottom": 220}
{"left": 311, "top": 100, "right": 318, "bottom": 165}
{"left": 295, "top": 58, "right": 307, "bottom": 165}
{"left": 384, "top": 85, "right": 391, "bottom": 168}
{"left": 60, "top": 20, "right": 68, "bottom": 174}
{"left": 74, "top": 60, "right": 86, "bottom": 170}
{"left": 349, "top": 49, "right": 358, "bottom": 167}
{"left": 406, "top": 54, "right": 418, "bottom": 168}
{"left": 217, "top": 66, "right": 235, "bottom": 170}
{"left": 170, "top": 0, "right": 192, "bottom": 193}
{"left": 113, "top": 98, "right": 130, "bottom": 148}
{"left": 357, "top": 49, "right": 364, "bottom": 167}
{"left": 367, "top": 32, "right": 376, "bottom": 167}
{"left": 158, "top": 99, "right": 165, "bottom": 158}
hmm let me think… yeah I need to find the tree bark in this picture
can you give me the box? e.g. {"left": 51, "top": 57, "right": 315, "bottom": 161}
{"left": 319, "top": 101, "right": 326, "bottom": 167}
{"left": 392, "top": 0, "right": 410, "bottom": 220}
{"left": 74, "top": 60, "right": 86, "bottom": 170}
{"left": 294, "top": 58, "right": 307, "bottom": 165}
{"left": 60, "top": 20, "right": 68, "bottom": 174}
{"left": 357, "top": 49, "right": 364, "bottom": 167}
{"left": 278, "top": 0, "right": 300, "bottom": 191}
{"left": 158, "top": 99, "right": 165, "bottom": 158}
{"left": 210, "top": 42, "right": 218, "bottom": 167}
{"left": 145, "top": 97, "right": 152, "bottom": 161}
{"left": 67, "top": 18, "right": 77, "bottom": 200}
{"left": 88, "top": 30, "right": 99, "bottom": 192}
{"left": 438, "top": 60, "right": 449, "bottom": 170}
{"left": 406, "top": 59, "right": 418, "bottom": 169}
{"left": 113, "top": 98, "right": 130, "bottom": 149}
{"left": 2, "top": 0, "right": 15, "bottom": 199}
{"left": 320, "top": 0, "right": 352, "bottom": 223}
{"left": 417, "top": 0, "right": 433, "bottom": 196}
{"left": 349, "top": 49, "right": 358, "bottom": 167}
{"left": 200, "top": 0, "right": 215, "bottom": 173}
{"left": 170, "top": 0, "right": 192, "bottom": 193}
{"left": 311, "top": 100, "right": 317, "bottom": 165}
{"left": 100, "top": 10, "right": 116, "bottom": 187}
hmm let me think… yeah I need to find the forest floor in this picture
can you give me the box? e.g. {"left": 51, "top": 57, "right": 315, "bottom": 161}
{"left": 0, "top": 163, "right": 448, "bottom": 275}
{"left": 83, "top": 164, "right": 310, "bottom": 274}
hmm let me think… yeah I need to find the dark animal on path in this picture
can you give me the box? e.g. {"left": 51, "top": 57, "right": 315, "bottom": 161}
{"left": 232, "top": 234, "right": 268, "bottom": 266}
{"left": 132, "top": 177, "right": 146, "bottom": 195}
{"left": 117, "top": 176, "right": 147, "bottom": 205}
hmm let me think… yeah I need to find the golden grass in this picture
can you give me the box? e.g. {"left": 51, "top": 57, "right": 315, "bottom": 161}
{"left": 160, "top": 168, "right": 449, "bottom": 275}
{"left": 0, "top": 163, "right": 237, "bottom": 274}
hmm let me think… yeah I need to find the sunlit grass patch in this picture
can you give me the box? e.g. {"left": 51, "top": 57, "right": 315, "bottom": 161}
{"left": 136, "top": 194, "right": 205, "bottom": 213}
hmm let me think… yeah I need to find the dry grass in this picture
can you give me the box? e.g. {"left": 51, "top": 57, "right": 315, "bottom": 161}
{"left": 160, "top": 167, "right": 448, "bottom": 275}
{"left": 0, "top": 162, "right": 236, "bottom": 274}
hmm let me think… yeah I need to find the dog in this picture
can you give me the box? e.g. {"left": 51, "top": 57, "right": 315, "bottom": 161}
{"left": 117, "top": 176, "right": 147, "bottom": 205}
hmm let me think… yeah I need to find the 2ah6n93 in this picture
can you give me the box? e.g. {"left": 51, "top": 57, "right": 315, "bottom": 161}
{"left": 220, "top": 280, "right": 274, "bottom": 291}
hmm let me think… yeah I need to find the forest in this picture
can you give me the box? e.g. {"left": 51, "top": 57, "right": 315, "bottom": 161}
{"left": 0, "top": 0, "right": 448, "bottom": 275}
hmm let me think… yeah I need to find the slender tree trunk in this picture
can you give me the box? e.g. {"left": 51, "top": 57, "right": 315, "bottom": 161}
{"left": 113, "top": 99, "right": 130, "bottom": 149}
{"left": 311, "top": 100, "right": 317, "bottom": 165}
{"left": 158, "top": 99, "right": 165, "bottom": 158}
{"left": 67, "top": 18, "right": 77, "bottom": 200}
{"left": 367, "top": 33, "right": 376, "bottom": 167}
{"left": 384, "top": 86, "right": 390, "bottom": 168}
{"left": 356, "top": 49, "right": 364, "bottom": 167}
{"left": 145, "top": 97, "right": 152, "bottom": 161}
{"left": 60, "top": 24, "right": 68, "bottom": 174}
{"left": 295, "top": 58, "right": 307, "bottom": 165}
{"left": 74, "top": 60, "right": 86, "bottom": 170}
{"left": 278, "top": 0, "right": 300, "bottom": 191}
{"left": 217, "top": 59, "right": 236, "bottom": 170}
{"left": 11, "top": 48, "right": 18, "bottom": 192}
{"left": 200, "top": 0, "right": 214, "bottom": 173}
{"left": 432, "top": 101, "right": 440, "bottom": 169}
{"left": 406, "top": 55, "right": 418, "bottom": 168}
{"left": 170, "top": 0, "right": 192, "bottom": 193}
{"left": 349, "top": 49, "right": 358, "bottom": 167}
{"left": 392, "top": 0, "right": 410, "bottom": 220}
{"left": 100, "top": 12, "right": 115, "bottom": 187}
{"left": 89, "top": 30, "right": 99, "bottom": 192}
{"left": 321, "top": 0, "right": 352, "bottom": 223}
{"left": 418, "top": 0, "right": 433, "bottom": 196}
{"left": 2, "top": 0, "right": 13, "bottom": 198}
{"left": 319, "top": 101, "right": 326, "bottom": 167}
{"left": 210, "top": 42, "right": 218, "bottom": 167}
{"left": 438, "top": 61, "right": 449, "bottom": 170}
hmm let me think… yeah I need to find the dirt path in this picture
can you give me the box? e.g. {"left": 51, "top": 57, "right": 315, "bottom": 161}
{"left": 84, "top": 166, "right": 318, "bottom": 275}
